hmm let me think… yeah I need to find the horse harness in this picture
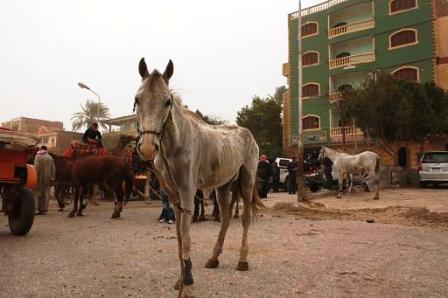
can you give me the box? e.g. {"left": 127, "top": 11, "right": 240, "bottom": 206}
{"left": 134, "top": 93, "right": 190, "bottom": 215}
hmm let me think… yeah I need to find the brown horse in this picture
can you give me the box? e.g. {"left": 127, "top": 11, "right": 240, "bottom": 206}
{"left": 68, "top": 156, "right": 134, "bottom": 218}
{"left": 49, "top": 153, "right": 74, "bottom": 211}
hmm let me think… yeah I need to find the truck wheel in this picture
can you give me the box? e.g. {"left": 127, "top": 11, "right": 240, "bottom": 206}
{"left": 8, "top": 188, "right": 35, "bottom": 235}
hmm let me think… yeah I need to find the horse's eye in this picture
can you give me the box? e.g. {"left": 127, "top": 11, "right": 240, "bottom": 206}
{"left": 165, "top": 98, "right": 172, "bottom": 107}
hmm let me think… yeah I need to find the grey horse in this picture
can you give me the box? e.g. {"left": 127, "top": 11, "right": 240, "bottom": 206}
{"left": 135, "top": 58, "right": 264, "bottom": 297}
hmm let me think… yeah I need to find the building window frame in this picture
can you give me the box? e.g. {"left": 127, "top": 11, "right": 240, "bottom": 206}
{"left": 389, "top": 28, "right": 418, "bottom": 50}
{"left": 302, "top": 114, "right": 321, "bottom": 132}
{"left": 302, "top": 51, "right": 320, "bottom": 67}
{"left": 302, "top": 82, "right": 320, "bottom": 99}
{"left": 301, "top": 22, "right": 319, "bottom": 39}
{"left": 389, "top": 0, "right": 418, "bottom": 16}
{"left": 391, "top": 65, "right": 420, "bottom": 82}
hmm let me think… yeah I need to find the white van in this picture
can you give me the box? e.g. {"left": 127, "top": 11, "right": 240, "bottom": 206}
{"left": 275, "top": 157, "right": 292, "bottom": 188}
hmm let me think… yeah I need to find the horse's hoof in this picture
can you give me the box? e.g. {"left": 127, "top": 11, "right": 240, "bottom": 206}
{"left": 192, "top": 217, "right": 198, "bottom": 223}
{"left": 199, "top": 216, "right": 207, "bottom": 222}
{"left": 205, "top": 259, "right": 219, "bottom": 269}
{"left": 111, "top": 212, "right": 121, "bottom": 219}
{"left": 58, "top": 208, "right": 64, "bottom": 212}
{"left": 180, "top": 285, "right": 194, "bottom": 298}
{"left": 373, "top": 197, "right": 379, "bottom": 200}
{"left": 236, "top": 261, "right": 249, "bottom": 271}
{"left": 76, "top": 212, "right": 83, "bottom": 217}
{"left": 174, "top": 279, "right": 181, "bottom": 290}
{"left": 67, "top": 212, "right": 75, "bottom": 218}
{"left": 234, "top": 215, "right": 240, "bottom": 219}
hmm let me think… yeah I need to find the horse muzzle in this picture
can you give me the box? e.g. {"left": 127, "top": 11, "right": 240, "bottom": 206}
{"left": 138, "top": 137, "right": 160, "bottom": 161}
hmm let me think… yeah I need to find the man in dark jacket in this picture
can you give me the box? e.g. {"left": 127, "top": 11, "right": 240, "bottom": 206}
{"left": 82, "top": 122, "right": 102, "bottom": 146}
{"left": 287, "top": 156, "right": 298, "bottom": 194}
{"left": 272, "top": 161, "right": 280, "bottom": 192}
{"left": 257, "top": 154, "right": 272, "bottom": 198}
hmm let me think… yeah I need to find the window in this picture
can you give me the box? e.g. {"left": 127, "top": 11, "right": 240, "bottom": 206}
{"left": 336, "top": 52, "right": 351, "bottom": 59}
{"left": 389, "top": 29, "right": 418, "bottom": 49}
{"left": 392, "top": 66, "right": 419, "bottom": 82}
{"left": 301, "top": 22, "right": 318, "bottom": 37}
{"left": 302, "top": 52, "right": 319, "bottom": 66}
{"left": 302, "top": 83, "right": 319, "bottom": 97}
{"left": 390, "top": 0, "right": 417, "bottom": 14}
{"left": 337, "top": 84, "right": 353, "bottom": 93}
{"left": 303, "top": 116, "right": 320, "bottom": 130}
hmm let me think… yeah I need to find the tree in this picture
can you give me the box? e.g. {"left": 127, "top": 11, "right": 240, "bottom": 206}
{"left": 236, "top": 92, "right": 283, "bottom": 158}
{"left": 344, "top": 72, "right": 448, "bottom": 164}
{"left": 71, "top": 99, "right": 111, "bottom": 131}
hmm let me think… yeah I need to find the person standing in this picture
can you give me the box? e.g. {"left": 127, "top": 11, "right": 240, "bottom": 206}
{"left": 271, "top": 161, "right": 280, "bottom": 192}
{"left": 158, "top": 191, "right": 175, "bottom": 224}
{"left": 257, "top": 154, "right": 272, "bottom": 198}
{"left": 33, "top": 146, "right": 55, "bottom": 215}
{"left": 287, "top": 156, "right": 298, "bottom": 195}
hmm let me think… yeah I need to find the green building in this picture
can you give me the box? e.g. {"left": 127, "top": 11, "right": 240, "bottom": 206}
{"left": 283, "top": 0, "right": 448, "bottom": 159}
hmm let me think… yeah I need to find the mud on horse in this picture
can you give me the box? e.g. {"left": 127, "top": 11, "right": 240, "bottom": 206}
{"left": 68, "top": 156, "right": 133, "bottom": 218}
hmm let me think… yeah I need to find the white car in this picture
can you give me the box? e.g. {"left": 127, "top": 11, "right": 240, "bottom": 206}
{"left": 419, "top": 151, "right": 448, "bottom": 187}
{"left": 275, "top": 157, "right": 292, "bottom": 188}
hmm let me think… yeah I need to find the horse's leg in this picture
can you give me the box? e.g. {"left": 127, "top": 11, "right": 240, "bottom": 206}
{"left": 237, "top": 171, "right": 254, "bottom": 271}
{"left": 192, "top": 197, "right": 199, "bottom": 223}
{"left": 205, "top": 185, "right": 231, "bottom": 269}
{"left": 234, "top": 195, "right": 240, "bottom": 219}
{"left": 68, "top": 185, "right": 79, "bottom": 218}
{"left": 112, "top": 179, "right": 123, "bottom": 219}
{"left": 77, "top": 185, "right": 86, "bottom": 216}
{"left": 348, "top": 173, "right": 353, "bottom": 193}
{"left": 373, "top": 171, "right": 380, "bottom": 200}
{"left": 178, "top": 190, "right": 195, "bottom": 298}
{"left": 199, "top": 199, "right": 206, "bottom": 221}
{"left": 337, "top": 177, "right": 343, "bottom": 199}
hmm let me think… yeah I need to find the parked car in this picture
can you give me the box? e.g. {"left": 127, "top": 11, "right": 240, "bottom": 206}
{"left": 418, "top": 151, "right": 448, "bottom": 188}
{"left": 275, "top": 157, "right": 292, "bottom": 190}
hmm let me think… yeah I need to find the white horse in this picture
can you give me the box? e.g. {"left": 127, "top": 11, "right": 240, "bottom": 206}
{"left": 135, "top": 58, "right": 264, "bottom": 297}
{"left": 319, "top": 146, "right": 380, "bottom": 199}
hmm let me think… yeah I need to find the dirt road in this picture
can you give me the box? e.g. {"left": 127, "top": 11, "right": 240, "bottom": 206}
{"left": 1, "top": 189, "right": 448, "bottom": 297}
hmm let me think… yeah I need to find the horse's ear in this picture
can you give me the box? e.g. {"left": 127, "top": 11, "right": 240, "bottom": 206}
{"left": 163, "top": 60, "right": 174, "bottom": 84}
{"left": 139, "top": 57, "right": 149, "bottom": 78}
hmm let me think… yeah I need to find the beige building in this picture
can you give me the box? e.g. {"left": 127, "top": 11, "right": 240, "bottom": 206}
{"left": 2, "top": 117, "right": 63, "bottom": 134}
{"left": 37, "top": 130, "right": 83, "bottom": 155}
{"left": 105, "top": 114, "right": 137, "bottom": 136}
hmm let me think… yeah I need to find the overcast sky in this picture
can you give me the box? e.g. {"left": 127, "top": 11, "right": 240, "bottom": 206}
{"left": 0, "top": 0, "right": 320, "bottom": 130}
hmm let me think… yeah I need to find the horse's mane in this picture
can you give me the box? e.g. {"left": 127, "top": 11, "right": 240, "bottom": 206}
{"left": 172, "top": 94, "right": 212, "bottom": 126}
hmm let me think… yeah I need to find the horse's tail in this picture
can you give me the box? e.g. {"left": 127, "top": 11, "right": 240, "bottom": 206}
{"left": 251, "top": 181, "right": 265, "bottom": 221}
{"left": 375, "top": 156, "right": 380, "bottom": 176}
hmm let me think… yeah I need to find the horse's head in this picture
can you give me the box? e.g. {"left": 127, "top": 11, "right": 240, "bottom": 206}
{"left": 134, "top": 57, "right": 174, "bottom": 161}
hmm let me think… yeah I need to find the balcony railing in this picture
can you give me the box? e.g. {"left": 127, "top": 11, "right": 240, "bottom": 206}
{"left": 329, "top": 18, "right": 375, "bottom": 38}
{"left": 289, "top": 0, "right": 349, "bottom": 19}
{"left": 282, "top": 63, "right": 290, "bottom": 77}
{"left": 329, "top": 52, "right": 375, "bottom": 70}
{"left": 329, "top": 92, "right": 342, "bottom": 102}
{"left": 330, "top": 126, "right": 364, "bottom": 137}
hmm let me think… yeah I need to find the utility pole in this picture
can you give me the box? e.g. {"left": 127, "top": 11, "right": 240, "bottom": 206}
{"left": 297, "top": 0, "right": 305, "bottom": 203}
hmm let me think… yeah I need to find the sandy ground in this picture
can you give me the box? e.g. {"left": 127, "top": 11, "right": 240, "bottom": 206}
{"left": 1, "top": 188, "right": 448, "bottom": 297}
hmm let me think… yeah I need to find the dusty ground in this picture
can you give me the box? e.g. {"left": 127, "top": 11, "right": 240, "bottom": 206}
{"left": 1, "top": 187, "right": 448, "bottom": 297}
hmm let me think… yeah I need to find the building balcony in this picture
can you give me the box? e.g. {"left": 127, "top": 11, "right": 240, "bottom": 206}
{"left": 329, "top": 52, "right": 375, "bottom": 70}
{"left": 330, "top": 126, "right": 365, "bottom": 143}
{"left": 282, "top": 63, "right": 290, "bottom": 77}
{"left": 329, "top": 18, "right": 375, "bottom": 38}
{"left": 288, "top": 0, "right": 349, "bottom": 19}
{"left": 328, "top": 92, "right": 342, "bottom": 103}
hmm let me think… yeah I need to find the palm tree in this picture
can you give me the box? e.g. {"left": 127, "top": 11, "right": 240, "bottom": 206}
{"left": 71, "top": 99, "right": 111, "bottom": 131}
